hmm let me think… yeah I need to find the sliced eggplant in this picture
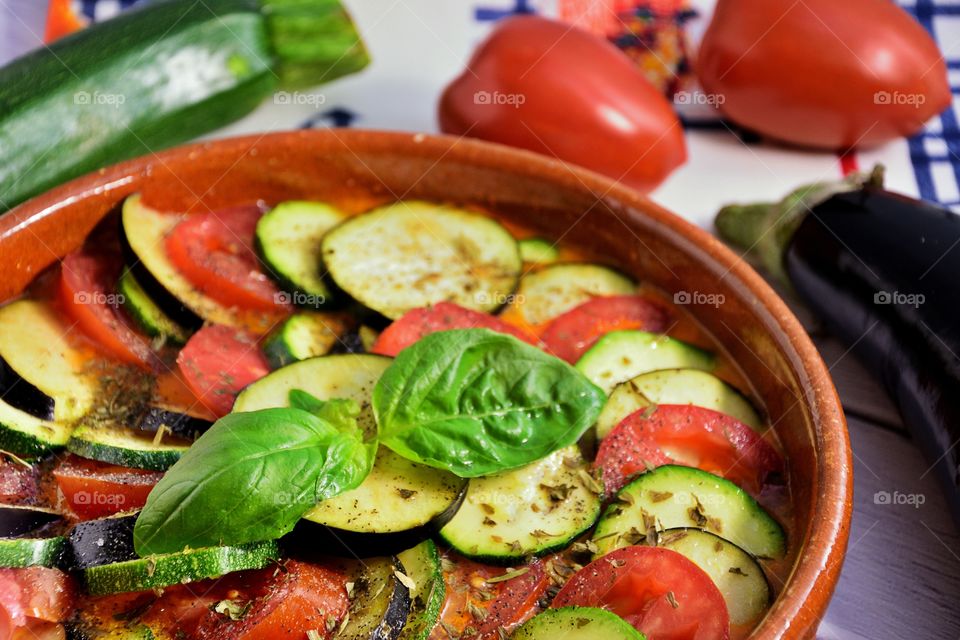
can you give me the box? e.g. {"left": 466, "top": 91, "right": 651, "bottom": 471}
{"left": 0, "top": 356, "right": 55, "bottom": 420}
{"left": 134, "top": 406, "right": 213, "bottom": 440}
{"left": 336, "top": 556, "right": 411, "bottom": 640}
{"left": 68, "top": 512, "right": 139, "bottom": 569}
{"left": 0, "top": 504, "right": 63, "bottom": 537}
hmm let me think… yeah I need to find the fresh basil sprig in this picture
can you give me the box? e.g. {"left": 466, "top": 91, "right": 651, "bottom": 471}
{"left": 373, "top": 329, "right": 606, "bottom": 478}
{"left": 134, "top": 394, "right": 375, "bottom": 556}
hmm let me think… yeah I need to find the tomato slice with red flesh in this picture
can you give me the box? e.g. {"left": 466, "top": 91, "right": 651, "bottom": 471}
{"left": 177, "top": 325, "right": 270, "bottom": 418}
{"left": 540, "top": 295, "right": 670, "bottom": 363}
{"left": 0, "top": 457, "right": 38, "bottom": 504}
{"left": 0, "top": 567, "right": 76, "bottom": 632}
{"left": 551, "top": 546, "right": 729, "bottom": 640}
{"left": 371, "top": 302, "right": 538, "bottom": 357}
{"left": 165, "top": 206, "right": 288, "bottom": 312}
{"left": 182, "top": 560, "right": 348, "bottom": 640}
{"left": 595, "top": 405, "right": 782, "bottom": 498}
{"left": 60, "top": 250, "right": 159, "bottom": 369}
{"left": 53, "top": 455, "right": 163, "bottom": 520}
{"left": 431, "top": 553, "right": 550, "bottom": 640}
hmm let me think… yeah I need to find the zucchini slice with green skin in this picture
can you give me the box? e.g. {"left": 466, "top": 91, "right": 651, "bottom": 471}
{"left": 82, "top": 540, "right": 280, "bottom": 596}
{"left": 67, "top": 425, "right": 191, "bottom": 472}
{"left": 117, "top": 270, "right": 190, "bottom": 346}
{"left": 504, "top": 263, "right": 635, "bottom": 325}
{"left": 596, "top": 368, "right": 762, "bottom": 438}
{"left": 261, "top": 312, "right": 351, "bottom": 369}
{"left": 518, "top": 238, "right": 559, "bottom": 265}
{"left": 233, "top": 353, "right": 391, "bottom": 438}
{"left": 439, "top": 446, "right": 601, "bottom": 564}
{"left": 0, "top": 0, "right": 368, "bottom": 211}
{"left": 0, "top": 398, "right": 73, "bottom": 456}
{"left": 120, "top": 195, "right": 235, "bottom": 330}
{"left": 512, "top": 607, "right": 646, "bottom": 640}
{"left": 396, "top": 541, "right": 445, "bottom": 640}
{"left": 255, "top": 200, "right": 345, "bottom": 308}
{"left": 0, "top": 300, "right": 99, "bottom": 423}
{"left": 336, "top": 556, "right": 411, "bottom": 640}
{"left": 575, "top": 331, "right": 716, "bottom": 394}
{"left": 658, "top": 528, "right": 771, "bottom": 627}
{"left": 68, "top": 512, "right": 139, "bottom": 570}
{"left": 0, "top": 536, "right": 68, "bottom": 569}
{"left": 592, "top": 465, "right": 786, "bottom": 560}
{"left": 289, "top": 448, "right": 466, "bottom": 557}
{"left": 320, "top": 201, "right": 522, "bottom": 319}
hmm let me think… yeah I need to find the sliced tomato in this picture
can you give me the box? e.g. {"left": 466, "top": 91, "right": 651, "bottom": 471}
{"left": 165, "top": 206, "right": 287, "bottom": 311}
{"left": 431, "top": 553, "right": 549, "bottom": 640}
{"left": 177, "top": 325, "right": 270, "bottom": 417}
{"left": 184, "top": 560, "right": 349, "bottom": 640}
{"left": 53, "top": 454, "right": 163, "bottom": 520}
{"left": 540, "top": 295, "right": 669, "bottom": 363}
{"left": 0, "top": 457, "right": 38, "bottom": 504}
{"left": 60, "top": 250, "right": 158, "bottom": 369}
{"left": 594, "top": 405, "right": 783, "bottom": 497}
{"left": 371, "top": 302, "right": 538, "bottom": 357}
{"left": 551, "top": 546, "right": 729, "bottom": 640}
{"left": 0, "top": 567, "right": 76, "bottom": 630}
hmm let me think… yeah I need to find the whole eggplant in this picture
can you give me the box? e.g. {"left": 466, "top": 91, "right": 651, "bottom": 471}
{"left": 716, "top": 168, "right": 960, "bottom": 523}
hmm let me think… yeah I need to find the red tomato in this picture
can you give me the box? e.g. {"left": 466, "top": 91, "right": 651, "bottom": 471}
{"left": 698, "top": 0, "right": 949, "bottom": 149}
{"left": 177, "top": 325, "right": 270, "bottom": 417}
{"left": 594, "top": 405, "right": 783, "bottom": 497}
{"left": 185, "top": 561, "right": 349, "bottom": 640}
{"left": 371, "top": 302, "right": 538, "bottom": 357}
{"left": 53, "top": 455, "right": 163, "bottom": 520}
{"left": 439, "top": 15, "right": 686, "bottom": 193}
{"left": 0, "top": 457, "right": 38, "bottom": 504}
{"left": 0, "top": 567, "right": 75, "bottom": 631}
{"left": 552, "top": 546, "right": 729, "bottom": 640}
{"left": 165, "top": 206, "right": 287, "bottom": 311}
{"left": 540, "top": 296, "right": 669, "bottom": 363}
{"left": 60, "top": 251, "right": 158, "bottom": 369}
{"left": 431, "top": 554, "right": 549, "bottom": 640}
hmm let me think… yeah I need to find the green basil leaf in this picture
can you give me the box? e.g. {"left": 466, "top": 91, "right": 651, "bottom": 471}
{"left": 373, "top": 329, "right": 606, "bottom": 477}
{"left": 289, "top": 390, "right": 363, "bottom": 433}
{"left": 133, "top": 405, "right": 373, "bottom": 556}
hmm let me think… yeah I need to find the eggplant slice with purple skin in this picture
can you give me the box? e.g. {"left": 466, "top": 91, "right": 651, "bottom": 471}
{"left": 716, "top": 166, "right": 960, "bottom": 525}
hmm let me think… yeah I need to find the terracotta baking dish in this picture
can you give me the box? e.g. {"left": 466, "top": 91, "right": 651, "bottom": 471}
{"left": 0, "top": 129, "right": 851, "bottom": 638}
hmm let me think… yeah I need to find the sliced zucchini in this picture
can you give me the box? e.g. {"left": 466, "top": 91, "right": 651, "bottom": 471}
{"left": 290, "top": 447, "right": 466, "bottom": 557}
{"left": 82, "top": 540, "right": 280, "bottom": 596}
{"left": 0, "top": 504, "right": 62, "bottom": 537}
{"left": 512, "top": 607, "right": 645, "bottom": 640}
{"left": 596, "top": 368, "right": 762, "bottom": 438}
{"left": 117, "top": 269, "right": 189, "bottom": 345}
{"left": 0, "top": 300, "right": 98, "bottom": 422}
{"left": 518, "top": 238, "right": 559, "bottom": 265}
{"left": 504, "top": 263, "right": 635, "bottom": 326}
{"left": 0, "top": 397, "right": 73, "bottom": 456}
{"left": 337, "top": 556, "right": 411, "bottom": 640}
{"left": 659, "top": 528, "right": 771, "bottom": 627}
{"left": 254, "top": 200, "right": 345, "bottom": 308}
{"left": 397, "top": 541, "right": 445, "bottom": 640}
{"left": 120, "top": 195, "right": 234, "bottom": 329}
{"left": 0, "top": 536, "right": 67, "bottom": 568}
{"left": 67, "top": 424, "right": 191, "bottom": 471}
{"left": 575, "top": 331, "right": 715, "bottom": 394}
{"left": 233, "top": 353, "right": 391, "bottom": 439}
{"left": 134, "top": 407, "right": 212, "bottom": 440}
{"left": 261, "top": 312, "right": 350, "bottom": 369}
{"left": 321, "top": 201, "right": 522, "bottom": 319}
{"left": 68, "top": 512, "right": 138, "bottom": 569}
{"left": 592, "top": 465, "right": 785, "bottom": 560}
{"left": 439, "top": 446, "right": 601, "bottom": 564}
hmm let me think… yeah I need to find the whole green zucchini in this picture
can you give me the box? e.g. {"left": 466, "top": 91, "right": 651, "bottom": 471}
{"left": 0, "top": 0, "right": 368, "bottom": 211}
